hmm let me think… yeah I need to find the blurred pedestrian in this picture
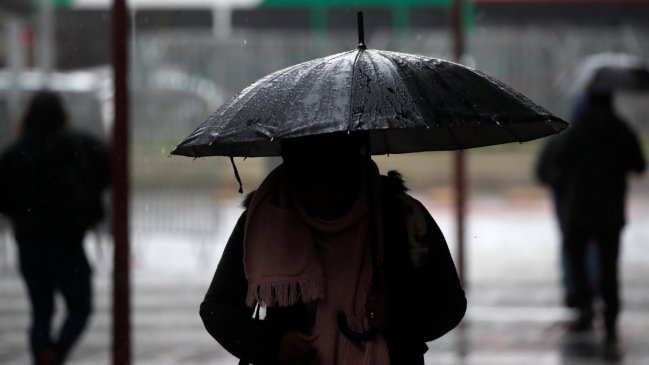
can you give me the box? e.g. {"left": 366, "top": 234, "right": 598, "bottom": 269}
{"left": 200, "top": 132, "right": 466, "bottom": 365}
{"left": 536, "top": 90, "right": 645, "bottom": 353}
{"left": 536, "top": 94, "right": 600, "bottom": 309}
{"left": 0, "top": 90, "right": 110, "bottom": 365}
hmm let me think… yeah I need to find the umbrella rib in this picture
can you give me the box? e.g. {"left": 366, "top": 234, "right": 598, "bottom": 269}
{"left": 255, "top": 63, "right": 314, "bottom": 140}
{"left": 424, "top": 61, "right": 533, "bottom": 146}
{"left": 424, "top": 62, "right": 484, "bottom": 122}
{"left": 348, "top": 49, "right": 364, "bottom": 132}
{"left": 285, "top": 51, "right": 355, "bottom": 139}
{"left": 378, "top": 51, "right": 428, "bottom": 124}
{"left": 365, "top": 52, "right": 395, "bottom": 154}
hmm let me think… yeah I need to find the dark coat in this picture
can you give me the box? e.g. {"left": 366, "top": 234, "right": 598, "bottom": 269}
{"left": 0, "top": 129, "right": 110, "bottom": 243}
{"left": 536, "top": 102, "right": 646, "bottom": 230}
{"left": 200, "top": 172, "right": 467, "bottom": 365}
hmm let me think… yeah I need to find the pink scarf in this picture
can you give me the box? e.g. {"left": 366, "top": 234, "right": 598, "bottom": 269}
{"left": 243, "top": 162, "right": 390, "bottom": 365}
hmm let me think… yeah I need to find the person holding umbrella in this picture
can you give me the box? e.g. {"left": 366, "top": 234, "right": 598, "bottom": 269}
{"left": 174, "top": 13, "right": 567, "bottom": 364}
{"left": 538, "top": 53, "right": 648, "bottom": 359}
{"left": 537, "top": 89, "right": 646, "bottom": 358}
{"left": 536, "top": 94, "right": 601, "bottom": 310}
{"left": 200, "top": 131, "right": 467, "bottom": 364}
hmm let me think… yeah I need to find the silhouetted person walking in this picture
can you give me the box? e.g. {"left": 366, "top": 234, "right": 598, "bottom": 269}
{"left": 536, "top": 95, "right": 601, "bottom": 310}
{"left": 0, "top": 90, "right": 110, "bottom": 365}
{"left": 536, "top": 91, "right": 645, "bottom": 355}
{"left": 200, "top": 132, "right": 466, "bottom": 365}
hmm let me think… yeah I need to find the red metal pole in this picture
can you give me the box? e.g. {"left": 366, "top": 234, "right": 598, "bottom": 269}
{"left": 452, "top": 0, "right": 467, "bottom": 288}
{"left": 111, "top": 0, "right": 131, "bottom": 364}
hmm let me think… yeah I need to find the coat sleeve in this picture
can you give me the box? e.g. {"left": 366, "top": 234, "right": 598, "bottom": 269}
{"left": 384, "top": 193, "right": 467, "bottom": 350}
{"left": 411, "top": 197, "right": 467, "bottom": 341}
{"left": 199, "top": 211, "right": 283, "bottom": 365}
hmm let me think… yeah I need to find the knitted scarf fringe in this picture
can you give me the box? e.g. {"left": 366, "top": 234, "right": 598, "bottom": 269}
{"left": 246, "top": 277, "right": 326, "bottom": 307}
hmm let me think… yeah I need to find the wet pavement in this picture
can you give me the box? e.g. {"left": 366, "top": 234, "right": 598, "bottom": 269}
{"left": 1, "top": 190, "right": 648, "bottom": 365}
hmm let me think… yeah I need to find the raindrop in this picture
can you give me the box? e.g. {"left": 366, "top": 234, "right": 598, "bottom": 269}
{"left": 161, "top": 148, "right": 166, "bottom": 154}
{"left": 243, "top": 39, "right": 247, "bottom": 45}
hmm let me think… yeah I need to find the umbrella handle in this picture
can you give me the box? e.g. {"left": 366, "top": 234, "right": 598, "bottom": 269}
{"left": 337, "top": 312, "right": 377, "bottom": 341}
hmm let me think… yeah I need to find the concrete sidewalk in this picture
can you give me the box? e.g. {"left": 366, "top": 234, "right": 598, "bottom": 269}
{"left": 1, "top": 192, "right": 648, "bottom": 364}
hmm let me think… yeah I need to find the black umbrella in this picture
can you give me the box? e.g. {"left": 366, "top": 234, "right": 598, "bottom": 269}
{"left": 172, "top": 12, "right": 567, "bottom": 341}
{"left": 171, "top": 17, "right": 566, "bottom": 159}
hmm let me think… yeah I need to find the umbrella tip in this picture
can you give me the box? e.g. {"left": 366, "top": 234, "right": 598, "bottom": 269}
{"left": 357, "top": 11, "right": 366, "bottom": 50}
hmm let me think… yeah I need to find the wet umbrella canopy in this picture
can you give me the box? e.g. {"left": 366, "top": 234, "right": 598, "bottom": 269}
{"left": 171, "top": 17, "right": 567, "bottom": 158}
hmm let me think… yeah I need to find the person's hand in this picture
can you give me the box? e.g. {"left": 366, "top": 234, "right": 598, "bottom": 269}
{"left": 278, "top": 330, "right": 318, "bottom": 365}
{"left": 364, "top": 283, "right": 389, "bottom": 331}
